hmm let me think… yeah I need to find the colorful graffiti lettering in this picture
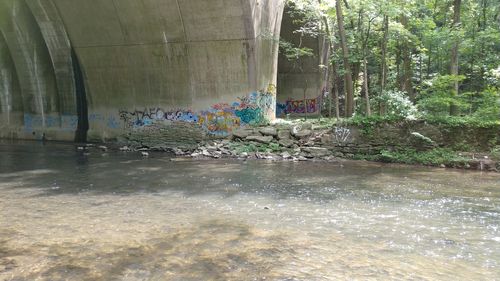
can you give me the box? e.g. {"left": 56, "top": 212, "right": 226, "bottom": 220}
{"left": 286, "top": 99, "right": 317, "bottom": 114}
{"left": 118, "top": 108, "right": 199, "bottom": 129}
{"left": 235, "top": 108, "right": 262, "bottom": 124}
{"left": 276, "top": 103, "right": 287, "bottom": 117}
{"left": 199, "top": 109, "right": 241, "bottom": 136}
{"left": 118, "top": 87, "right": 276, "bottom": 136}
{"left": 276, "top": 95, "right": 321, "bottom": 117}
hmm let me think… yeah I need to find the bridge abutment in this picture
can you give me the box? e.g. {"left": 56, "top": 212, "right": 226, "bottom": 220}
{"left": 0, "top": 0, "right": 285, "bottom": 142}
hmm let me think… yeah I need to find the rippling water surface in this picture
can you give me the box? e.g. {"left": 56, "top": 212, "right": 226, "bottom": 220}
{"left": 0, "top": 141, "right": 499, "bottom": 280}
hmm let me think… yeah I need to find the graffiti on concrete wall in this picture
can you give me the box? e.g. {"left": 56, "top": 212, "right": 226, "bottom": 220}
{"left": 118, "top": 108, "right": 199, "bottom": 128}
{"left": 23, "top": 114, "right": 78, "bottom": 132}
{"left": 89, "top": 113, "right": 122, "bottom": 129}
{"left": 276, "top": 95, "right": 322, "bottom": 117}
{"left": 333, "top": 127, "right": 351, "bottom": 143}
{"left": 61, "top": 115, "right": 79, "bottom": 130}
{"left": 19, "top": 87, "right": 277, "bottom": 136}
{"left": 118, "top": 87, "right": 276, "bottom": 136}
{"left": 199, "top": 109, "right": 241, "bottom": 136}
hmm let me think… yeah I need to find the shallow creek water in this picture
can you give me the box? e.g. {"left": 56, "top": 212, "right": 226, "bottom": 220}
{"left": 0, "top": 141, "right": 499, "bottom": 280}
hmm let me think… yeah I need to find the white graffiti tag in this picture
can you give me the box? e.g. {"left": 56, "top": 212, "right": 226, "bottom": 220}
{"left": 333, "top": 127, "right": 351, "bottom": 143}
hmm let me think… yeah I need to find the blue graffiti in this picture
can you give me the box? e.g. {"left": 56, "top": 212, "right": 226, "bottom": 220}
{"left": 23, "top": 114, "right": 78, "bottom": 132}
{"left": 276, "top": 103, "right": 287, "bottom": 116}
{"left": 107, "top": 116, "right": 120, "bottom": 129}
{"left": 235, "top": 108, "right": 263, "bottom": 124}
{"left": 173, "top": 111, "right": 199, "bottom": 123}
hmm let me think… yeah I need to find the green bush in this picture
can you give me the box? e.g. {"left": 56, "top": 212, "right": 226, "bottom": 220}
{"left": 418, "top": 75, "right": 500, "bottom": 120}
{"left": 424, "top": 115, "right": 500, "bottom": 128}
{"left": 346, "top": 115, "right": 404, "bottom": 136}
{"left": 417, "top": 75, "right": 467, "bottom": 117}
{"left": 372, "top": 90, "right": 421, "bottom": 120}
{"left": 491, "top": 146, "right": 500, "bottom": 160}
{"left": 378, "top": 148, "right": 468, "bottom": 166}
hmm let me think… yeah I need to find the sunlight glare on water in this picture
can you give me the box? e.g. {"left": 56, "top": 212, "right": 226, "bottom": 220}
{"left": 0, "top": 141, "right": 499, "bottom": 280}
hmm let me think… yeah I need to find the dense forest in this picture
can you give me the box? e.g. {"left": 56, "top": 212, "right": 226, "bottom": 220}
{"left": 281, "top": 0, "right": 500, "bottom": 123}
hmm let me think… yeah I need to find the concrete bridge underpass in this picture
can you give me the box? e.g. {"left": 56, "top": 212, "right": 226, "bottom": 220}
{"left": 0, "top": 0, "right": 323, "bottom": 143}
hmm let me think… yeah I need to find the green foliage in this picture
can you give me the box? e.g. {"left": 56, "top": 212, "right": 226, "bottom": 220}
{"left": 470, "top": 88, "right": 500, "bottom": 120}
{"left": 284, "top": 0, "right": 500, "bottom": 120}
{"left": 378, "top": 148, "right": 468, "bottom": 166}
{"left": 491, "top": 146, "right": 500, "bottom": 160}
{"left": 346, "top": 115, "right": 402, "bottom": 136}
{"left": 229, "top": 142, "right": 283, "bottom": 154}
{"left": 268, "top": 142, "right": 282, "bottom": 152}
{"left": 417, "top": 75, "right": 467, "bottom": 116}
{"left": 373, "top": 90, "right": 421, "bottom": 120}
{"left": 279, "top": 40, "right": 314, "bottom": 61}
{"left": 424, "top": 112, "right": 500, "bottom": 128}
{"left": 347, "top": 114, "right": 402, "bottom": 127}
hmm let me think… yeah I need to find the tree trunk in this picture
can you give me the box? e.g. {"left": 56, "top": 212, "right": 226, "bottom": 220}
{"left": 427, "top": 43, "right": 432, "bottom": 78}
{"left": 450, "top": 0, "right": 461, "bottom": 115}
{"left": 336, "top": 0, "right": 354, "bottom": 117}
{"left": 363, "top": 58, "right": 371, "bottom": 116}
{"left": 318, "top": 3, "right": 335, "bottom": 118}
{"left": 481, "top": 0, "right": 488, "bottom": 30}
{"left": 380, "top": 15, "right": 389, "bottom": 94}
{"left": 396, "top": 41, "right": 402, "bottom": 90}
{"left": 332, "top": 41, "right": 341, "bottom": 120}
{"left": 303, "top": 79, "right": 309, "bottom": 121}
{"left": 378, "top": 15, "right": 389, "bottom": 116}
{"left": 401, "top": 15, "right": 414, "bottom": 100}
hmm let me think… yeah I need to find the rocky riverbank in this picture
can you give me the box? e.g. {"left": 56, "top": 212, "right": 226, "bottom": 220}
{"left": 90, "top": 120, "right": 500, "bottom": 172}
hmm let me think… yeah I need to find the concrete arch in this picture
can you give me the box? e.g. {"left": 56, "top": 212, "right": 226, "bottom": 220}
{"left": 0, "top": 29, "right": 23, "bottom": 132}
{"left": 1, "top": 0, "right": 286, "bottom": 142}
{"left": 25, "top": 0, "right": 77, "bottom": 116}
{"left": 0, "top": 0, "right": 61, "bottom": 137}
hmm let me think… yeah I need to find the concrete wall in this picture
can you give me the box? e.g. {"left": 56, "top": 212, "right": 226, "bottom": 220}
{"left": 0, "top": 0, "right": 285, "bottom": 142}
{"left": 276, "top": 5, "right": 326, "bottom": 118}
